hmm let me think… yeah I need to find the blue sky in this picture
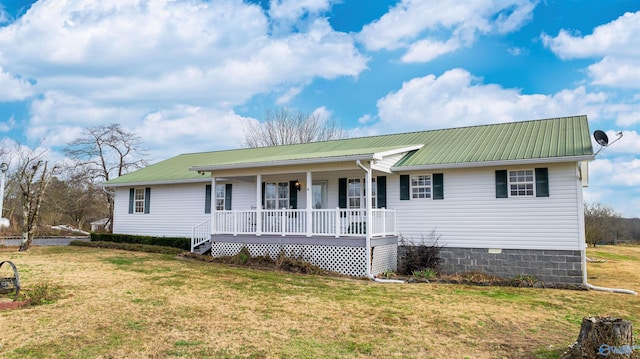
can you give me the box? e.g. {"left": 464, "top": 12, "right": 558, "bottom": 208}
{"left": 1, "top": 0, "right": 639, "bottom": 217}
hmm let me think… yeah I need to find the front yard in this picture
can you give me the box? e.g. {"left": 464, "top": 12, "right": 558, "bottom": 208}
{"left": 0, "top": 244, "right": 639, "bottom": 358}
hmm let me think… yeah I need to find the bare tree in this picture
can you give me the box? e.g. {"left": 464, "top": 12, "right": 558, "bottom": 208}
{"left": 243, "top": 108, "right": 347, "bottom": 148}
{"left": 584, "top": 202, "right": 622, "bottom": 247}
{"left": 64, "top": 124, "right": 147, "bottom": 231}
{"left": 15, "top": 149, "right": 59, "bottom": 251}
{"left": 41, "top": 174, "right": 108, "bottom": 231}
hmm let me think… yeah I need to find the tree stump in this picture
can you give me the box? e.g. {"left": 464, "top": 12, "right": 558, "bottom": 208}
{"left": 562, "top": 316, "right": 636, "bottom": 358}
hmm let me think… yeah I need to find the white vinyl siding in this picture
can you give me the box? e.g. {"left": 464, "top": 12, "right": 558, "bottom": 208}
{"left": 112, "top": 163, "right": 583, "bottom": 251}
{"left": 388, "top": 163, "right": 582, "bottom": 251}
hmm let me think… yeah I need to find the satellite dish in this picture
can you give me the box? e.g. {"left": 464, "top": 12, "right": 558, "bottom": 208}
{"left": 594, "top": 130, "right": 609, "bottom": 147}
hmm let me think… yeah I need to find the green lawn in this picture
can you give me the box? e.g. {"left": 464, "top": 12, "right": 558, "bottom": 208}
{"left": 0, "top": 244, "right": 638, "bottom": 358}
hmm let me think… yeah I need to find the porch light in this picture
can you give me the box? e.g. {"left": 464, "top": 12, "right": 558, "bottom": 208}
{"left": 295, "top": 180, "right": 301, "bottom": 191}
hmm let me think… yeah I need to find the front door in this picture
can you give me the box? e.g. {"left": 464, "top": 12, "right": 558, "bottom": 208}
{"left": 312, "top": 181, "right": 328, "bottom": 209}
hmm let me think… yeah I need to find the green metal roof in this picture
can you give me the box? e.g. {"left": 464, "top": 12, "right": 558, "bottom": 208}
{"left": 104, "top": 115, "right": 594, "bottom": 186}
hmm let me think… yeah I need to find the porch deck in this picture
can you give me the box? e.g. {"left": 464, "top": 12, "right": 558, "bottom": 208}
{"left": 191, "top": 208, "right": 398, "bottom": 276}
{"left": 207, "top": 234, "right": 398, "bottom": 277}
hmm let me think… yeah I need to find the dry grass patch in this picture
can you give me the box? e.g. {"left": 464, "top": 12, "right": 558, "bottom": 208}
{"left": 0, "top": 245, "right": 638, "bottom": 358}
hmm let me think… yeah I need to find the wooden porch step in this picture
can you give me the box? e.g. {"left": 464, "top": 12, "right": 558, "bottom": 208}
{"left": 193, "top": 241, "right": 211, "bottom": 255}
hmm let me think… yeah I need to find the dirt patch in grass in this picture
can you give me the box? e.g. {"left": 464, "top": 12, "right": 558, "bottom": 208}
{"left": 0, "top": 245, "right": 638, "bottom": 358}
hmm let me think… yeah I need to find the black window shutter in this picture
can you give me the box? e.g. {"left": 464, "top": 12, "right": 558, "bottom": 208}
{"left": 376, "top": 176, "right": 387, "bottom": 208}
{"left": 400, "top": 175, "right": 410, "bottom": 200}
{"left": 205, "top": 184, "right": 212, "bottom": 213}
{"left": 289, "top": 181, "right": 297, "bottom": 209}
{"left": 495, "top": 170, "right": 508, "bottom": 198}
{"left": 225, "top": 184, "right": 233, "bottom": 210}
{"left": 128, "top": 188, "right": 134, "bottom": 214}
{"left": 433, "top": 173, "right": 444, "bottom": 200}
{"left": 338, "top": 178, "right": 347, "bottom": 208}
{"left": 144, "top": 187, "right": 151, "bottom": 214}
{"left": 261, "top": 182, "right": 265, "bottom": 208}
{"left": 535, "top": 168, "right": 549, "bottom": 197}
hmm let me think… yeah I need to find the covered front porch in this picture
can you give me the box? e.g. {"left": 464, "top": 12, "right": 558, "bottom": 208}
{"left": 188, "top": 155, "right": 408, "bottom": 277}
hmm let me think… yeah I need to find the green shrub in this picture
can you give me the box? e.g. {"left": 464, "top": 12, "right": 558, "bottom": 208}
{"left": 412, "top": 268, "right": 437, "bottom": 280}
{"left": 90, "top": 233, "right": 190, "bottom": 250}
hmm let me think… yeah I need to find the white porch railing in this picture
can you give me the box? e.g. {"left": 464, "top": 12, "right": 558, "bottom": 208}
{"left": 191, "top": 218, "right": 211, "bottom": 252}
{"left": 199, "top": 208, "right": 396, "bottom": 238}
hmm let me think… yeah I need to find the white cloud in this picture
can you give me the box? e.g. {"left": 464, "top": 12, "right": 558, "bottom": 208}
{"left": 357, "top": 114, "right": 372, "bottom": 124}
{"left": 368, "top": 68, "right": 609, "bottom": 134}
{"left": 0, "top": 115, "right": 15, "bottom": 132}
{"left": 401, "top": 38, "right": 459, "bottom": 63}
{"left": 586, "top": 157, "right": 640, "bottom": 217}
{"left": 507, "top": 47, "right": 527, "bottom": 56}
{"left": 542, "top": 11, "right": 640, "bottom": 89}
{"left": 276, "top": 86, "right": 303, "bottom": 105}
{"left": 587, "top": 56, "right": 640, "bottom": 89}
{"left": 268, "top": 0, "right": 332, "bottom": 21}
{"left": 27, "top": 91, "right": 142, "bottom": 147}
{"left": 0, "top": 6, "right": 9, "bottom": 25}
{"left": 0, "top": 0, "right": 368, "bottom": 159}
{"left": 542, "top": 11, "right": 640, "bottom": 59}
{"left": 0, "top": 67, "right": 33, "bottom": 101}
{"left": 311, "top": 106, "right": 332, "bottom": 123}
{"left": 358, "top": 0, "right": 536, "bottom": 62}
{"left": 137, "top": 106, "right": 254, "bottom": 159}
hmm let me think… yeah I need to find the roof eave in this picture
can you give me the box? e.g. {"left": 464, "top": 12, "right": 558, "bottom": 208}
{"left": 391, "top": 155, "right": 596, "bottom": 171}
{"left": 190, "top": 154, "right": 377, "bottom": 172}
{"left": 102, "top": 177, "right": 211, "bottom": 188}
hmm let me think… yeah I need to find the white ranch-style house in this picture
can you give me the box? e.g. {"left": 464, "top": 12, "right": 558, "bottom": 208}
{"left": 104, "top": 115, "right": 594, "bottom": 284}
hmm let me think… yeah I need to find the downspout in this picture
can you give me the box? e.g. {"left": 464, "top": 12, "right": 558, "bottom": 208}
{"left": 577, "top": 163, "right": 636, "bottom": 295}
{"left": 356, "top": 160, "right": 405, "bottom": 284}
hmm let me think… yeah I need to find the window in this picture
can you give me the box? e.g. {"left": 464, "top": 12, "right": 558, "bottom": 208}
{"left": 346, "top": 178, "right": 377, "bottom": 209}
{"left": 509, "top": 170, "right": 534, "bottom": 197}
{"left": 347, "top": 179, "right": 361, "bottom": 208}
{"left": 206, "top": 183, "right": 232, "bottom": 213}
{"left": 215, "top": 184, "right": 225, "bottom": 211}
{"left": 134, "top": 188, "right": 145, "bottom": 213}
{"left": 129, "top": 187, "right": 150, "bottom": 214}
{"left": 495, "top": 168, "right": 549, "bottom": 198}
{"left": 411, "top": 175, "right": 431, "bottom": 199}
{"left": 400, "top": 174, "right": 443, "bottom": 200}
{"left": 265, "top": 182, "right": 289, "bottom": 209}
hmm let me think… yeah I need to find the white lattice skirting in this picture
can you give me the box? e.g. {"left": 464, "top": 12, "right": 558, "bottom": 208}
{"left": 210, "top": 242, "right": 397, "bottom": 277}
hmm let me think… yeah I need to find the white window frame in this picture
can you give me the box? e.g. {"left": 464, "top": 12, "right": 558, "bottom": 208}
{"left": 411, "top": 174, "right": 432, "bottom": 199}
{"left": 134, "top": 188, "right": 145, "bottom": 213}
{"left": 347, "top": 177, "right": 377, "bottom": 209}
{"left": 509, "top": 169, "right": 535, "bottom": 197}
{"left": 215, "top": 184, "right": 225, "bottom": 211}
{"left": 265, "top": 182, "right": 289, "bottom": 209}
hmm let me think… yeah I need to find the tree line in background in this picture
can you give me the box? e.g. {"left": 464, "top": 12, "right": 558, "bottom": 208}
{"left": 0, "top": 124, "right": 146, "bottom": 251}
{"left": 0, "top": 108, "right": 638, "bottom": 250}
{"left": 584, "top": 202, "right": 640, "bottom": 246}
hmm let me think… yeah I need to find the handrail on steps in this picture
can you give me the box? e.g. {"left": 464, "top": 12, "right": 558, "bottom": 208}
{"left": 191, "top": 218, "right": 211, "bottom": 252}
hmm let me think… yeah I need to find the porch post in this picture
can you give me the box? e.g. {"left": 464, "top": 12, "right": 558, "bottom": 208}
{"left": 256, "top": 174, "right": 262, "bottom": 236}
{"left": 306, "top": 171, "right": 312, "bottom": 237}
{"left": 211, "top": 176, "right": 216, "bottom": 235}
{"left": 364, "top": 162, "right": 373, "bottom": 276}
